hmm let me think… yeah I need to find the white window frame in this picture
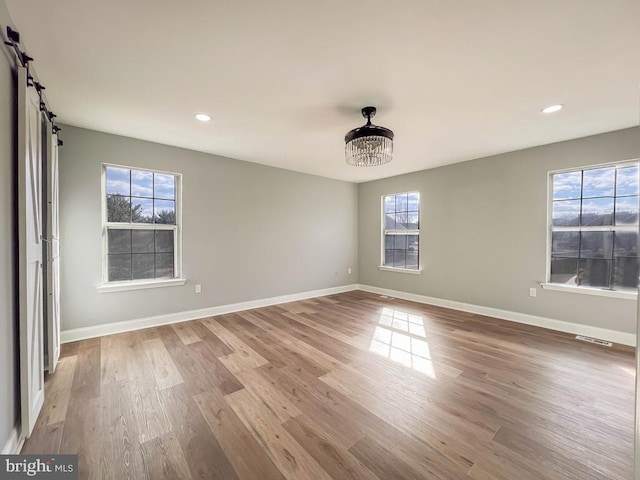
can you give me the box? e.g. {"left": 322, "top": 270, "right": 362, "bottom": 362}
{"left": 98, "top": 163, "right": 185, "bottom": 293}
{"left": 542, "top": 159, "right": 638, "bottom": 299}
{"left": 379, "top": 191, "right": 421, "bottom": 274}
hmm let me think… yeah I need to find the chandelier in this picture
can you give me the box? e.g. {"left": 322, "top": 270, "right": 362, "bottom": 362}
{"left": 345, "top": 106, "right": 394, "bottom": 167}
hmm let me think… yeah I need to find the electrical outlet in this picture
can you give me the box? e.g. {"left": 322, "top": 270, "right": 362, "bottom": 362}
{"left": 195, "top": 284, "right": 202, "bottom": 294}
{"left": 348, "top": 267, "right": 352, "bottom": 274}
{"left": 529, "top": 288, "right": 536, "bottom": 297}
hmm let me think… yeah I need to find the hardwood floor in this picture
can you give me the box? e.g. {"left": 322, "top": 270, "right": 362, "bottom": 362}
{"left": 23, "top": 291, "right": 635, "bottom": 479}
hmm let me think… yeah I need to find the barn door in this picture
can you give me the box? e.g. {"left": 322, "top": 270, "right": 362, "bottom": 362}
{"left": 18, "top": 66, "right": 45, "bottom": 438}
{"left": 46, "top": 122, "right": 61, "bottom": 373}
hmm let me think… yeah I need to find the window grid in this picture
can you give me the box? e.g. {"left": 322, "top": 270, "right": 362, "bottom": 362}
{"left": 382, "top": 192, "right": 420, "bottom": 270}
{"left": 550, "top": 163, "right": 638, "bottom": 291}
{"left": 103, "top": 165, "right": 180, "bottom": 284}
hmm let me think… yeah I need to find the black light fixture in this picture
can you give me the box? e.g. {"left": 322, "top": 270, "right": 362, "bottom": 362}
{"left": 345, "top": 106, "right": 394, "bottom": 167}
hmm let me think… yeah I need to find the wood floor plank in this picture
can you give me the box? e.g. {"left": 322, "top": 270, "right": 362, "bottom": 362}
{"left": 219, "top": 353, "right": 302, "bottom": 422}
{"left": 39, "top": 355, "right": 77, "bottom": 426}
{"left": 190, "top": 320, "right": 234, "bottom": 357}
{"left": 158, "top": 325, "right": 244, "bottom": 396}
{"left": 140, "top": 432, "right": 193, "bottom": 480}
{"left": 171, "top": 322, "right": 201, "bottom": 345}
{"left": 142, "top": 337, "right": 184, "bottom": 389}
{"left": 225, "top": 388, "right": 333, "bottom": 480}
{"left": 216, "top": 313, "right": 330, "bottom": 376}
{"left": 101, "top": 333, "right": 136, "bottom": 384}
{"left": 160, "top": 384, "right": 238, "bottom": 480}
{"left": 69, "top": 340, "right": 101, "bottom": 404}
{"left": 238, "top": 310, "right": 345, "bottom": 372}
{"left": 391, "top": 433, "right": 475, "bottom": 479}
{"left": 201, "top": 316, "right": 269, "bottom": 367}
{"left": 22, "top": 421, "right": 64, "bottom": 454}
{"left": 99, "top": 380, "right": 146, "bottom": 480}
{"left": 282, "top": 415, "right": 379, "bottom": 480}
{"left": 59, "top": 397, "right": 101, "bottom": 480}
{"left": 258, "top": 364, "right": 365, "bottom": 449}
{"left": 349, "top": 435, "right": 426, "bottom": 480}
{"left": 270, "top": 364, "right": 406, "bottom": 450}
{"left": 194, "top": 388, "right": 287, "bottom": 480}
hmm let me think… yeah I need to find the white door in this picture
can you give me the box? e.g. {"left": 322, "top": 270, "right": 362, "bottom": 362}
{"left": 46, "top": 123, "right": 61, "bottom": 373}
{"left": 18, "top": 66, "right": 45, "bottom": 438}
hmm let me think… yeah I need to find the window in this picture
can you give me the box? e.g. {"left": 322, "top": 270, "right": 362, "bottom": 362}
{"left": 549, "top": 162, "right": 638, "bottom": 291}
{"left": 102, "top": 165, "right": 181, "bottom": 284}
{"left": 382, "top": 192, "right": 420, "bottom": 270}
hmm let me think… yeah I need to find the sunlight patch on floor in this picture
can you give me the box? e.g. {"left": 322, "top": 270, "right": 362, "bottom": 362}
{"left": 369, "top": 308, "right": 436, "bottom": 378}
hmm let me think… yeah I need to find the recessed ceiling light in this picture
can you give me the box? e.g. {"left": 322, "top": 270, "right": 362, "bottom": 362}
{"left": 541, "top": 104, "right": 563, "bottom": 114}
{"left": 195, "top": 113, "right": 211, "bottom": 122}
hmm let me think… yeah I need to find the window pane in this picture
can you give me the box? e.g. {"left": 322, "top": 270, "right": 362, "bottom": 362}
{"left": 616, "top": 166, "right": 639, "bottom": 196}
{"left": 553, "top": 171, "right": 581, "bottom": 200}
{"left": 131, "top": 170, "right": 153, "bottom": 197}
{"left": 580, "top": 197, "right": 613, "bottom": 226}
{"left": 580, "top": 231, "right": 613, "bottom": 259}
{"left": 394, "top": 235, "right": 407, "bottom": 250}
{"left": 108, "top": 229, "right": 131, "bottom": 254}
{"left": 107, "top": 195, "right": 132, "bottom": 223}
{"left": 384, "top": 195, "right": 395, "bottom": 213}
{"left": 614, "top": 256, "right": 638, "bottom": 290}
{"left": 132, "top": 253, "right": 154, "bottom": 280}
{"left": 384, "top": 213, "right": 395, "bottom": 230}
{"left": 155, "top": 253, "right": 174, "bottom": 278}
{"left": 407, "top": 234, "right": 419, "bottom": 269}
{"left": 384, "top": 249, "right": 394, "bottom": 266}
{"left": 132, "top": 230, "right": 154, "bottom": 253}
{"left": 395, "top": 213, "right": 410, "bottom": 230}
{"left": 408, "top": 192, "right": 420, "bottom": 211}
{"left": 550, "top": 257, "right": 578, "bottom": 284}
{"left": 578, "top": 258, "right": 612, "bottom": 288}
{"left": 108, "top": 254, "right": 131, "bottom": 281}
{"left": 551, "top": 232, "right": 579, "bottom": 258}
{"left": 395, "top": 194, "right": 408, "bottom": 212}
{"left": 106, "top": 167, "right": 130, "bottom": 196}
{"left": 407, "top": 235, "right": 419, "bottom": 253}
{"left": 154, "top": 173, "right": 176, "bottom": 200}
{"left": 614, "top": 232, "right": 638, "bottom": 257}
{"left": 407, "top": 212, "right": 419, "bottom": 229}
{"left": 393, "top": 250, "right": 406, "bottom": 268}
{"left": 131, "top": 197, "right": 153, "bottom": 223}
{"left": 615, "top": 196, "right": 639, "bottom": 225}
{"left": 155, "top": 230, "right": 174, "bottom": 253}
{"left": 384, "top": 234, "right": 394, "bottom": 250}
{"left": 552, "top": 200, "right": 580, "bottom": 226}
{"left": 582, "top": 167, "right": 615, "bottom": 198}
{"left": 155, "top": 200, "right": 176, "bottom": 224}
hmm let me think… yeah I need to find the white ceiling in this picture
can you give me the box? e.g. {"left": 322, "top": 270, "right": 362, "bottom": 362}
{"left": 5, "top": 0, "right": 640, "bottom": 183}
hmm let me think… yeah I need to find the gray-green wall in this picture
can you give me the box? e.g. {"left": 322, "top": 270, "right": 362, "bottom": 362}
{"left": 359, "top": 128, "right": 639, "bottom": 334}
{"left": 0, "top": 0, "right": 19, "bottom": 453}
{"left": 59, "top": 125, "right": 358, "bottom": 331}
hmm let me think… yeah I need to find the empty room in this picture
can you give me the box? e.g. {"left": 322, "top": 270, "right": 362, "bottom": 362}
{"left": 1, "top": 1, "right": 639, "bottom": 479}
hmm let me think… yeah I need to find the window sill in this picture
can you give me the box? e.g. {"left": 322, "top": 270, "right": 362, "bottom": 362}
{"left": 378, "top": 266, "right": 422, "bottom": 275}
{"left": 97, "top": 278, "right": 187, "bottom": 294}
{"left": 540, "top": 282, "right": 637, "bottom": 300}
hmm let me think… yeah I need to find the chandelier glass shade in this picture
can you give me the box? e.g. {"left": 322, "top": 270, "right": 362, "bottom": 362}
{"left": 345, "top": 106, "right": 394, "bottom": 167}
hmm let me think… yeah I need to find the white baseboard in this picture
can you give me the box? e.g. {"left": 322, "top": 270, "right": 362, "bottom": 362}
{"left": 1, "top": 424, "right": 24, "bottom": 455}
{"left": 358, "top": 284, "right": 636, "bottom": 347}
{"left": 61, "top": 284, "right": 359, "bottom": 343}
{"left": 60, "top": 282, "right": 635, "bottom": 347}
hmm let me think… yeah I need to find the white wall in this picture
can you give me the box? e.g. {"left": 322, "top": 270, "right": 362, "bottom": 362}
{"left": 58, "top": 125, "right": 358, "bottom": 331}
{"left": 359, "top": 127, "right": 639, "bottom": 335}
